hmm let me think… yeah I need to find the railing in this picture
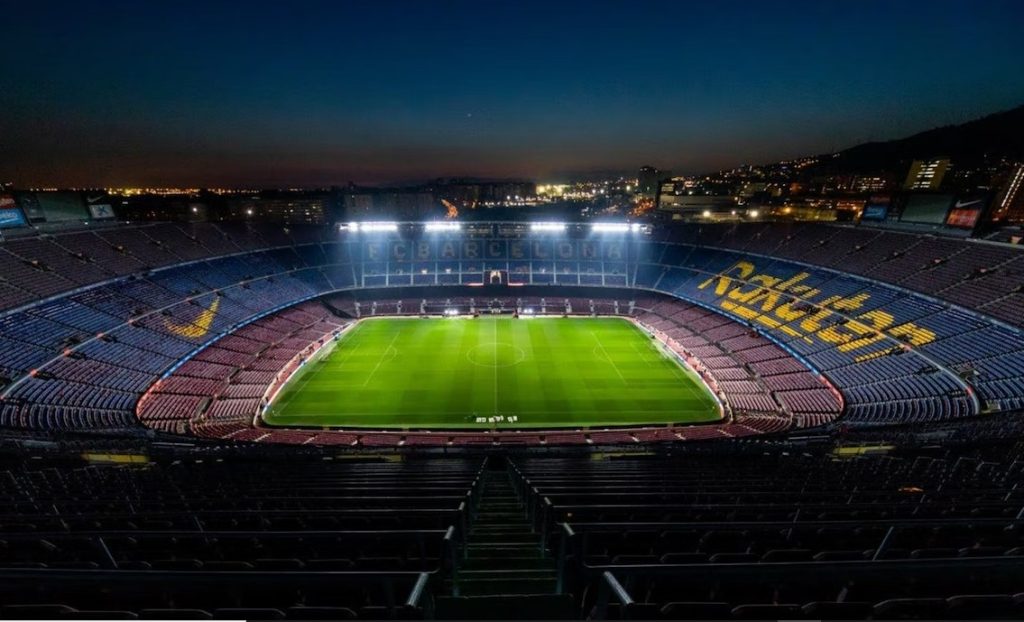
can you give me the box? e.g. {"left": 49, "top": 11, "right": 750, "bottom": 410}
{"left": 586, "top": 556, "right": 1024, "bottom": 620}
{"left": 0, "top": 528, "right": 451, "bottom": 565}
{"left": 549, "top": 517, "right": 1024, "bottom": 590}
{"left": 0, "top": 567, "right": 437, "bottom": 618}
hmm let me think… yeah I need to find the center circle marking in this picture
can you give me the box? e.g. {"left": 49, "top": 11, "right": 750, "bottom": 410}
{"left": 467, "top": 342, "right": 527, "bottom": 368}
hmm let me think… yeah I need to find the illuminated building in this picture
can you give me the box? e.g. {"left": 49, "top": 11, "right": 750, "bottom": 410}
{"left": 996, "top": 165, "right": 1024, "bottom": 222}
{"left": 903, "top": 159, "right": 950, "bottom": 190}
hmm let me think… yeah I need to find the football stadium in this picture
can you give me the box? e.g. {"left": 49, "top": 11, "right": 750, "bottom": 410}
{"left": 0, "top": 217, "right": 1023, "bottom": 620}
{"left": 4, "top": 1, "right": 1024, "bottom": 619}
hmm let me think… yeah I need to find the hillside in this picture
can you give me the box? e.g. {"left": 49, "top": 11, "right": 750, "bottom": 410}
{"left": 810, "top": 103, "right": 1024, "bottom": 174}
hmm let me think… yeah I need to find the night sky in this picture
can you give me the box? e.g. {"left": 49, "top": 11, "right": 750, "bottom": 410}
{"left": 3, "top": 0, "right": 1024, "bottom": 187}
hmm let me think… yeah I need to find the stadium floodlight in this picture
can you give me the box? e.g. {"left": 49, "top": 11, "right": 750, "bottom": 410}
{"left": 630, "top": 223, "right": 642, "bottom": 232}
{"left": 591, "top": 223, "right": 631, "bottom": 233}
{"left": 425, "top": 222, "right": 461, "bottom": 232}
{"left": 530, "top": 222, "right": 566, "bottom": 232}
{"left": 358, "top": 221, "right": 399, "bottom": 232}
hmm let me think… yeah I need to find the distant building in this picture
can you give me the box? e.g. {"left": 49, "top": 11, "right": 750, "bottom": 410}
{"left": 227, "top": 195, "right": 327, "bottom": 224}
{"left": 436, "top": 181, "right": 535, "bottom": 206}
{"left": 637, "top": 166, "right": 670, "bottom": 198}
{"left": 343, "top": 190, "right": 437, "bottom": 219}
{"left": 996, "top": 165, "right": 1024, "bottom": 223}
{"left": 738, "top": 182, "right": 767, "bottom": 198}
{"left": 344, "top": 193, "right": 376, "bottom": 215}
{"left": 853, "top": 175, "right": 890, "bottom": 193}
{"left": 122, "top": 194, "right": 204, "bottom": 221}
{"left": 657, "top": 193, "right": 738, "bottom": 217}
{"left": 903, "top": 158, "right": 950, "bottom": 190}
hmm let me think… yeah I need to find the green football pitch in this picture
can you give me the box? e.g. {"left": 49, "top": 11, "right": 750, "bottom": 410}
{"left": 262, "top": 316, "right": 721, "bottom": 430}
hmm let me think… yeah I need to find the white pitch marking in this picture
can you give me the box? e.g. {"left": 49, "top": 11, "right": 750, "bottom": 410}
{"left": 362, "top": 331, "right": 401, "bottom": 387}
{"left": 591, "top": 330, "right": 626, "bottom": 383}
{"left": 493, "top": 318, "right": 499, "bottom": 414}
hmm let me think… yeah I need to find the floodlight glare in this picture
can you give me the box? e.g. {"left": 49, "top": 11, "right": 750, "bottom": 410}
{"left": 358, "top": 221, "right": 399, "bottom": 232}
{"left": 425, "top": 222, "right": 461, "bottom": 232}
{"left": 591, "top": 223, "right": 631, "bottom": 233}
{"left": 530, "top": 222, "right": 567, "bottom": 232}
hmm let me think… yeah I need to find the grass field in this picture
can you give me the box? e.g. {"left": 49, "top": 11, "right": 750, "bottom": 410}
{"left": 262, "top": 316, "right": 721, "bottom": 430}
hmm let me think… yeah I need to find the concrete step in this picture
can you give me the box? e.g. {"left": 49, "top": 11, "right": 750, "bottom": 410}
{"left": 469, "top": 526, "right": 534, "bottom": 537}
{"left": 475, "top": 512, "right": 523, "bottom": 521}
{"left": 478, "top": 502, "right": 520, "bottom": 510}
{"left": 469, "top": 533, "right": 538, "bottom": 546}
{"left": 467, "top": 541, "right": 543, "bottom": 550}
{"left": 459, "top": 471, "right": 556, "bottom": 598}
{"left": 458, "top": 568, "right": 556, "bottom": 580}
{"left": 460, "top": 556, "right": 556, "bottom": 571}
{"left": 451, "top": 577, "right": 558, "bottom": 597}
{"left": 466, "top": 545, "right": 544, "bottom": 559}
{"left": 435, "top": 594, "right": 576, "bottom": 620}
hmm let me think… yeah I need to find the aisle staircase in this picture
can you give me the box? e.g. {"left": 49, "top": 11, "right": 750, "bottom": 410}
{"left": 436, "top": 462, "right": 573, "bottom": 619}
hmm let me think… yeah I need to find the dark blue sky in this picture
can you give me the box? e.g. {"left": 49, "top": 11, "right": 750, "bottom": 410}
{"left": 3, "top": 0, "right": 1023, "bottom": 186}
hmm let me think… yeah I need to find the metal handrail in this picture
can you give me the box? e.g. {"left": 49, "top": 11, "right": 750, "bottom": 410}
{"left": 557, "top": 517, "right": 1024, "bottom": 531}
{"left": 582, "top": 555, "right": 1024, "bottom": 577}
{"left": 0, "top": 566, "right": 436, "bottom": 615}
{"left": 592, "top": 571, "right": 634, "bottom": 620}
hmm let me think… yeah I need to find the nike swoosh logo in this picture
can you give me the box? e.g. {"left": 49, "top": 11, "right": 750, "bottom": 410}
{"left": 86, "top": 195, "right": 106, "bottom": 203}
{"left": 954, "top": 200, "right": 981, "bottom": 209}
{"left": 163, "top": 297, "right": 220, "bottom": 338}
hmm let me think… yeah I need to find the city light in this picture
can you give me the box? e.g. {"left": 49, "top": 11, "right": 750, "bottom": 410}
{"left": 748, "top": 209, "right": 760, "bottom": 218}
{"left": 702, "top": 210, "right": 712, "bottom": 218}
{"left": 424, "top": 222, "right": 462, "bottom": 232}
{"left": 530, "top": 222, "right": 566, "bottom": 232}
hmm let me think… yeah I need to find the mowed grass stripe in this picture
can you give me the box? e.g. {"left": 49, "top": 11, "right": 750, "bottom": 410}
{"left": 262, "top": 317, "right": 721, "bottom": 430}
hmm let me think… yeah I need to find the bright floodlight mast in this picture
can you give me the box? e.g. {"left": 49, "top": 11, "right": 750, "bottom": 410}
{"left": 356, "top": 221, "right": 399, "bottom": 232}
{"left": 530, "top": 222, "right": 567, "bottom": 232}
{"left": 591, "top": 222, "right": 644, "bottom": 233}
{"left": 424, "top": 222, "right": 462, "bottom": 232}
